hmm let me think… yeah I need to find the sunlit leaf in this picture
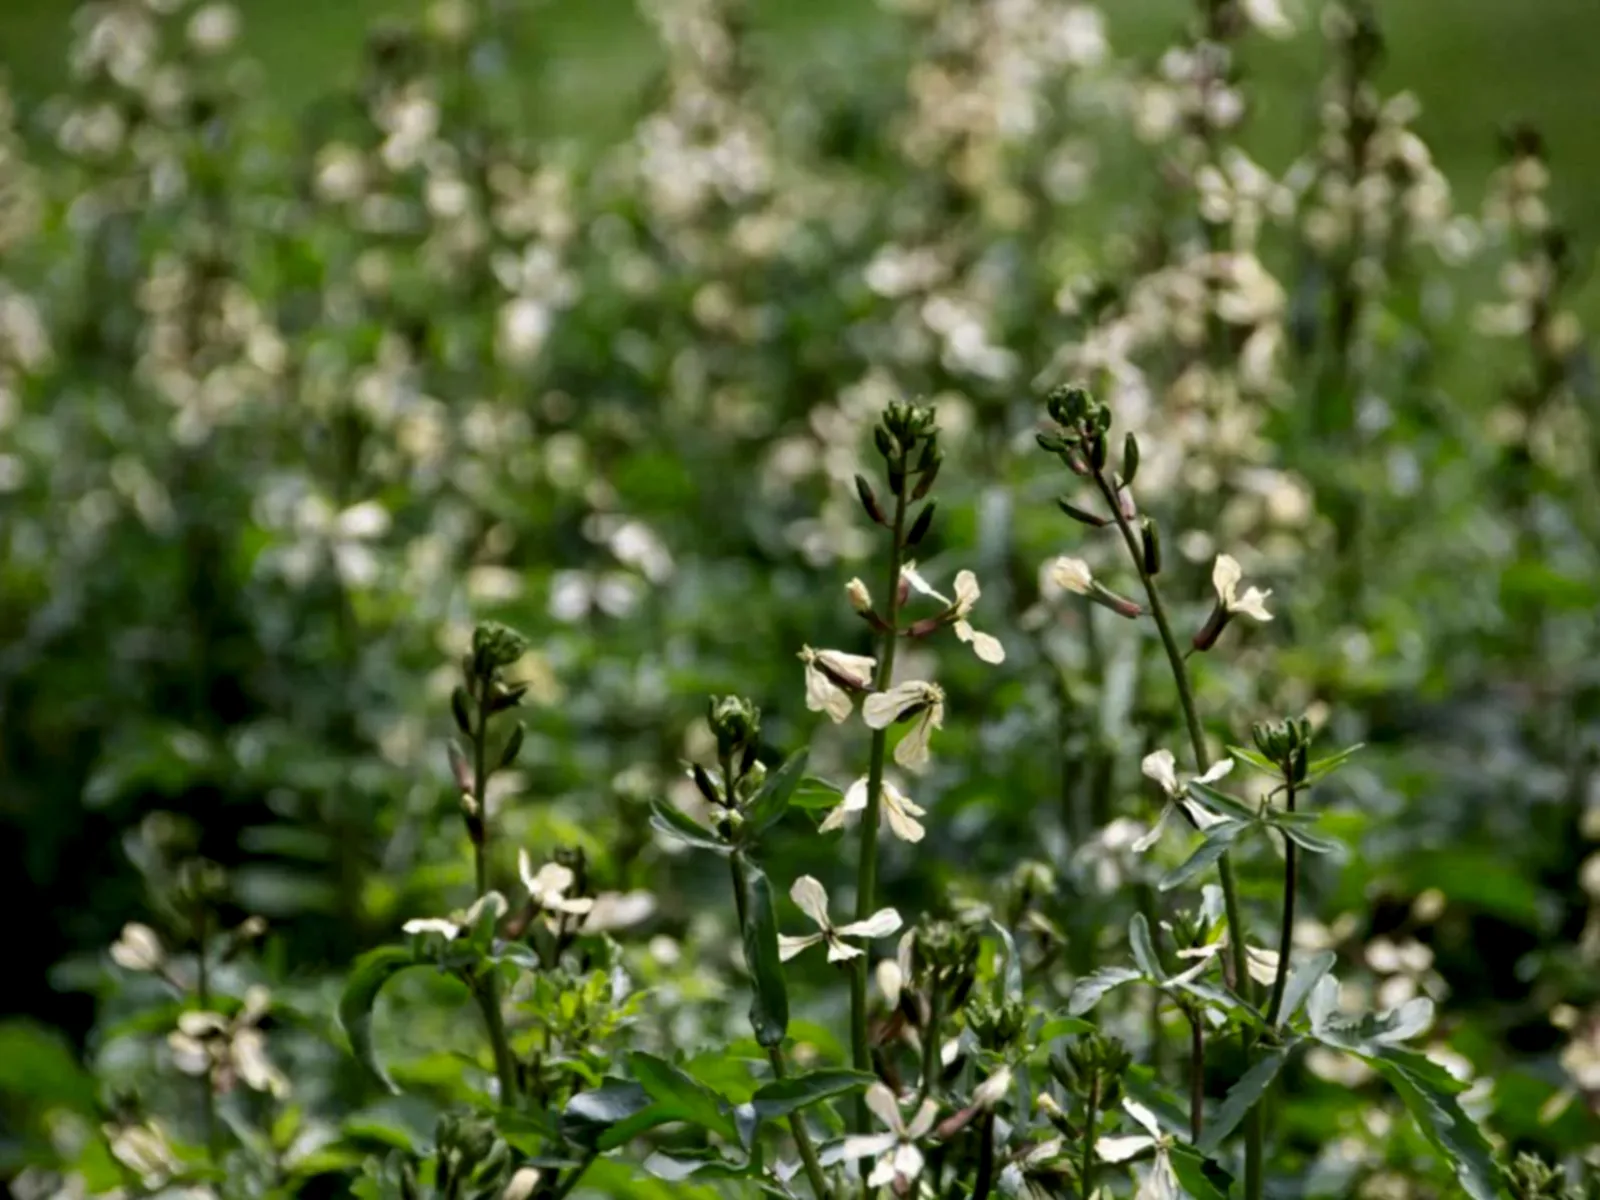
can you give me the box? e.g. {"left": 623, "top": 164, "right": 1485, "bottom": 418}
{"left": 337, "top": 946, "right": 419, "bottom": 1094}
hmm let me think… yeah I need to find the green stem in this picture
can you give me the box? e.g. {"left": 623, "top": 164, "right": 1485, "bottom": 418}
{"left": 194, "top": 906, "right": 219, "bottom": 1162}
{"left": 550, "top": 1149, "right": 599, "bottom": 1200}
{"left": 850, "top": 485, "right": 908, "bottom": 1126}
{"left": 916, "top": 990, "right": 942, "bottom": 1105}
{"left": 973, "top": 1111, "right": 998, "bottom": 1200}
{"left": 1264, "top": 776, "right": 1299, "bottom": 1027}
{"left": 471, "top": 672, "right": 518, "bottom": 1108}
{"left": 1078, "top": 1074, "right": 1099, "bottom": 1200}
{"left": 1188, "top": 1012, "right": 1205, "bottom": 1144}
{"left": 729, "top": 853, "right": 832, "bottom": 1200}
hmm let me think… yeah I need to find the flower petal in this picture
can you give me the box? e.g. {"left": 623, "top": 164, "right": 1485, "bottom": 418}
{"left": 805, "top": 662, "right": 852, "bottom": 723}
{"left": 876, "top": 959, "right": 904, "bottom": 1008}
{"left": 1094, "top": 1134, "right": 1154, "bottom": 1164}
{"left": 825, "top": 936, "right": 866, "bottom": 962}
{"left": 1233, "top": 586, "right": 1273, "bottom": 621}
{"left": 968, "top": 628, "right": 1006, "bottom": 664}
{"left": 1049, "top": 556, "right": 1095, "bottom": 595}
{"left": 838, "top": 1133, "right": 898, "bottom": 1161}
{"left": 863, "top": 682, "right": 926, "bottom": 729}
{"left": 778, "top": 933, "right": 823, "bottom": 962}
{"left": 901, "top": 562, "right": 948, "bottom": 603}
{"left": 1212, "top": 554, "right": 1242, "bottom": 606}
{"left": 837, "top": 907, "right": 903, "bottom": 940}
{"left": 789, "top": 875, "right": 832, "bottom": 928}
{"left": 1123, "top": 1097, "right": 1165, "bottom": 1140}
{"left": 864, "top": 1082, "right": 906, "bottom": 1135}
{"left": 893, "top": 709, "right": 935, "bottom": 770}
{"left": 1196, "top": 758, "right": 1235, "bottom": 785}
{"left": 1131, "top": 804, "right": 1172, "bottom": 853}
{"left": 1141, "top": 749, "right": 1179, "bottom": 796}
{"left": 881, "top": 787, "right": 927, "bottom": 842}
{"left": 891, "top": 1140, "right": 926, "bottom": 1181}
{"left": 952, "top": 569, "right": 980, "bottom": 614}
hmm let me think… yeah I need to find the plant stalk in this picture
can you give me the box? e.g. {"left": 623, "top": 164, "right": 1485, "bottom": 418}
{"left": 1264, "top": 776, "right": 1299, "bottom": 1027}
{"left": 850, "top": 484, "right": 908, "bottom": 1125}
{"left": 194, "top": 905, "right": 219, "bottom": 1162}
{"left": 1188, "top": 1012, "right": 1205, "bottom": 1144}
{"left": 729, "top": 852, "right": 832, "bottom": 1200}
{"left": 471, "top": 671, "right": 518, "bottom": 1108}
{"left": 973, "top": 1111, "right": 998, "bottom": 1200}
{"left": 916, "top": 990, "right": 942, "bottom": 1105}
{"left": 1078, "top": 1073, "right": 1099, "bottom": 1200}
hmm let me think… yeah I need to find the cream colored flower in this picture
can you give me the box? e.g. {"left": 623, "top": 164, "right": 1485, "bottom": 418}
{"left": 821, "top": 776, "right": 927, "bottom": 842}
{"left": 863, "top": 681, "right": 945, "bottom": 769}
{"left": 110, "top": 922, "right": 165, "bottom": 973}
{"left": 973, "top": 1065, "right": 1013, "bottom": 1110}
{"left": 403, "top": 890, "right": 508, "bottom": 940}
{"left": 503, "top": 1167, "right": 542, "bottom": 1200}
{"left": 519, "top": 852, "right": 594, "bottom": 916}
{"left": 1212, "top": 554, "right": 1273, "bottom": 621}
{"left": 1134, "top": 751, "right": 1234, "bottom": 851}
{"left": 778, "top": 876, "right": 901, "bottom": 963}
{"left": 799, "top": 645, "right": 877, "bottom": 723}
{"left": 1096, "top": 1099, "right": 1180, "bottom": 1199}
{"left": 1049, "top": 556, "right": 1095, "bottom": 595}
{"left": 846, "top": 578, "right": 873, "bottom": 612}
{"left": 837, "top": 1083, "right": 937, "bottom": 1190}
{"left": 876, "top": 930, "right": 916, "bottom": 1008}
{"left": 902, "top": 564, "right": 1005, "bottom": 663}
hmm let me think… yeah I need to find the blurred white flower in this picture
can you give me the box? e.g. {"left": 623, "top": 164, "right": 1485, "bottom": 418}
{"left": 821, "top": 776, "right": 927, "bottom": 843}
{"left": 800, "top": 646, "right": 876, "bottom": 723}
{"left": 1096, "top": 1099, "right": 1180, "bottom": 1199}
{"left": 973, "top": 1064, "right": 1013, "bottom": 1110}
{"left": 863, "top": 681, "right": 945, "bottom": 769}
{"left": 1135, "top": 751, "right": 1234, "bottom": 851}
{"left": 1240, "top": 0, "right": 1295, "bottom": 39}
{"left": 110, "top": 922, "right": 165, "bottom": 973}
{"left": 519, "top": 852, "right": 594, "bottom": 916}
{"left": 186, "top": 4, "right": 240, "bottom": 55}
{"left": 836, "top": 1082, "right": 936, "bottom": 1190}
{"left": 1049, "top": 556, "right": 1094, "bottom": 595}
{"left": 502, "top": 1167, "right": 542, "bottom": 1200}
{"left": 778, "top": 876, "right": 901, "bottom": 963}
{"left": 846, "top": 578, "right": 873, "bottom": 612}
{"left": 1212, "top": 554, "right": 1273, "bottom": 620}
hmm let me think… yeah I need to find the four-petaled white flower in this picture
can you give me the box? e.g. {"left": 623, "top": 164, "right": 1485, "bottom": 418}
{"left": 902, "top": 564, "right": 1006, "bottom": 664}
{"left": 821, "top": 775, "right": 927, "bottom": 842}
{"left": 519, "top": 851, "right": 595, "bottom": 916}
{"left": 838, "top": 1082, "right": 937, "bottom": 1190}
{"left": 1134, "top": 750, "right": 1234, "bottom": 852}
{"left": 1049, "top": 556, "right": 1095, "bottom": 595}
{"left": 778, "top": 876, "right": 902, "bottom": 963}
{"left": 1212, "top": 554, "right": 1273, "bottom": 621}
{"left": 402, "top": 890, "right": 508, "bottom": 940}
{"left": 800, "top": 645, "right": 877, "bottom": 723}
{"left": 863, "top": 681, "right": 945, "bottom": 769}
{"left": 1096, "top": 1098, "right": 1181, "bottom": 1200}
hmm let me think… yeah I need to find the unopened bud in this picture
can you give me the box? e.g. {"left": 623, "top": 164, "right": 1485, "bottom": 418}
{"left": 1122, "top": 432, "right": 1140, "bottom": 486}
{"left": 1192, "top": 603, "right": 1231, "bottom": 652}
{"left": 906, "top": 501, "right": 936, "bottom": 548}
{"left": 472, "top": 621, "right": 530, "bottom": 674}
{"left": 110, "top": 923, "right": 165, "bottom": 973}
{"left": 1057, "top": 497, "right": 1109, "bottom": 527}
{"left": 855, "top": 474, "right": 886, "bottom": 525}
{"left": 1140, "top": 518, "right": 1162, "bottom": 576}
{"left": 846, "top": 578, "right": 873, "bottom": 613}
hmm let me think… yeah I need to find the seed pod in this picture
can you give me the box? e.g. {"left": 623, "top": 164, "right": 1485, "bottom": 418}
{"left": 1088, "top": 431, "right": 1108, "bottom": 471}
{"left": 1057, "top": 497, "right": 1109, "bottom": 527}
{"left": 1122, "top": 432, "right": 1140, "bottom": 487}
{"left": 906, "top": 501, "right": 936, "bottom": 547}
{"left": 855, "top": 474, "right": 887, "bottom": 525}
{"left": 451, "top": 686, "right": 474, "bottom": 736}
{"left": 498, "top": 722, "right": 526, "bottom": 770}
{"left": 1140, "top": 517, "right": 1162, "bottom": 576}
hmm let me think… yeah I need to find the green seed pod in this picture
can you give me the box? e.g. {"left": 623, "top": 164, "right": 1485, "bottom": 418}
{"left": 498, "top": 722, "right": 526, "bottom": 770}
{"left": 1122, "top": 431, "right": 1140, "bottom": 486}
{"left": 1140, "top": 517, "right": 1161, "bottom": 576}
{"left": 855, "top": 473, "right": 886, "bottom": 525}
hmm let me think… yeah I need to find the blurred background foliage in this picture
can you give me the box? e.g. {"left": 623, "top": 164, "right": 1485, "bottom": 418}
{"left": 2, "top": 0, "right": 1600, "bottom": 1193}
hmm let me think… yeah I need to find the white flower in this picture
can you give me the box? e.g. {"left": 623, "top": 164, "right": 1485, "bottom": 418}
{"left": 1096, "top": 1099, "right": 1181, "bottom": 1199}
{"left": 402, "top": 916, "right": 463, "bottom": 939}
{"left": 1049, "top": 556, "right": 1095, "bottom": 595}
{"left": 1134, "top": 751, "right": 1234, "bottom": 851}
{"left": 1239, "top": 0, "right": 1295, "bottom": 39}
{"left": 846, "top": 578, "right": 873, "bottom": 612}
{"left": 778, "top": 876, "right": 902, "bottom": 963}
{"left": 1212, "top": 554, "right": 1273, "bottom": 621}
{"left": 404, "top": 891, "right": 510, "bottom": 940}
{"left": 863, "top": 681, "right": 945, "bottom": 769}
{"left": 820, "top": 776, "right": 927, "bottom": 842}
{"left": 837, "top": 1082, "right": 937, "bottom": 1190}
{"left": 519, "top": 852, "right": 595, "bottom": 916}
{"left": 973, "top": 1064, "right": 1013, "bottom": 1110}
{"left": 503, "top": 1167, "right": 542, "bottom": 1200}
{"left": 799, "top": 645, "right": 877, "bottom": 723}
{"left": 110, "top": 922, "right": 165, "bottom": 972}
{"left": 902, "top": 565, "right": 1005, "bottom": 663}
{"left": 876, "top": 930, "right": 916, "bottom": 1008}
{"left": 1174, "top": 938, "right": 1281, "bottom": 988}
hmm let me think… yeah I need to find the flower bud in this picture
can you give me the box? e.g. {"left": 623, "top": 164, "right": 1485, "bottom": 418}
{"left": 1192, "top": 603, "right": 1231, "bottom": 652}
{"left": 707, "top": 695, "right": 761, "bottom": 758}
{"left": 110, "top": 923, "right": 165, "bottom": 973}
{"left": 855, "top": 474, "right": 886, "bottom": 525}
{"left": 906, "top": 501, "right": 936, "bottom": 547}
{"left": 846, "top": 578, "right": 873, "bottom": 613}
{"left": 1140, "top": 517, "right": 1162, "bottom": 576}
{"left": 1057, "top": 497, "right": 1109, "bottom": 527}
{"left": 1122, "top": 431, "right": 1141, "bottom": 486}
{"left": 472, "top": 621, "right": 530, "bottom": 674}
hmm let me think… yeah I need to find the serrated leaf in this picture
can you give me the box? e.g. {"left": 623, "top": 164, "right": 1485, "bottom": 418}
{"left": 649, "top": 799, "right": 730, "bottom": 854}
{"left": 1197, "top": 1049, "right": 1288, "bottom": 1154}
{"left": 1359, "top": 1047, "right": 1506, "bottom": 1200}
{"left": 1128, "top": 913, "right": 1164, "bottom": 980}
{"left": 743, "top": 750, "right": 809, "bottom": 839}
{"left": 337, "top": 946, "right": 418, "bottom": 1094}
{"left": 740, "top": 862, "right": 789, "bottom": 1047}
{"left": 1068, "top": 967, "right": 1143, "bottom": 1016}
{"left": 1159, "top": 821, "right": 1249, "bottom": 892}
{"left": 629, "top": 1052, "right": 741, "bottom": 1143}
{"left": 751, "top": 1070, "right": 875, "bottom": 1122}
{"left": 1277, "top": 951, "right": 1336, "bottom": 1028}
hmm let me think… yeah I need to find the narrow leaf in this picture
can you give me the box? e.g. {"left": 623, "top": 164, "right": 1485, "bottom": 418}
{"left": 1305, "top": 743, "right": 1364, "bottom": 782}
{"left": 1276, "top": 951, "right": 1336, "bottom": 1028}
{"left": 1168, "top": 1146, "right": 1234, "bottom": 1200}
{"left": 1278, "top": 823, "right": 1340, "bottom": 855}
{"left": 1159, "top": 821, "right": 1248, "bottom": 892}
{"left": 1037, "top": 1016, "right": 1095, "bottom": 1042}
{"left": 743, "top": 750, "right": 809, "bottom": 839}
{"left": 989, "top": 918, "right": 1023, "bottom": 1000}
{"left": 740, "top": 863, "right": 790, "bottom": 1047}
{"left": 649, "top": 799, "right": 731, "bottom": 854}
{"left": 1068, "top": 967, "right": 1142, "bottom": 1016}
{"left": 1198, "top": 1049, "right": 1288, "bottom": 1154}
{"left": 751, "top": 1070, "right": 876, "bottom": 1122}
{"left": 337, "top": 946, "right": 418, "bottom": 1094}
{"left": 790, "top": 778, "right": 844, "bottom": 811}
{"left": 1226, "top": 745, "right": 1278, "bottom": 775}
{"left": 628, "top": 1052, "right": 740, "bottom": 1143}
{"left": 1128, "top": 913, "right": 1163, "bottom": 980}
{"left": 1184, "top": 781, "right": 1257, "bottom": 823}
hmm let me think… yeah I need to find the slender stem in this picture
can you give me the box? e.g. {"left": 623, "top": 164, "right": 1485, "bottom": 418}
{"left": 973, "top": 1111, "right": 998, "bottom": 1200}
{"left": 1265, "top": 776, "right": 1299, "bottom": 1027}
{"left": 1078, "top": 1074, "right": 1099, "bottom": 1200}
{"left": 550, "top": 1150, "right": 599, "bottom": 1200}
{"left": 1188, "top": 1012, "right": 1205, "bottom": 1144}
{"left": 470, "top": 672, "right": 518, "bottom": 1107}
{"left": 850, "top": 485, "right": 908, "bottom": 1126}
{"left": 729, "top": 853, "right": 832, "bottom": 1200}
{"left": 916, "top": 990, "right": 942, "bottom": 1105}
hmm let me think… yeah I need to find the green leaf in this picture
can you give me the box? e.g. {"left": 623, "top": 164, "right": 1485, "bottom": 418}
{"left": 1037, "top": 1015, "right": 1096, "bottom": 1042}
{"left": 1159, "top": 821, "right": 1249, "bottom": 892}
{"left": 1278, "top": 823, "right": 1340, "bottom": 855}
{"left": 649, "top": 799, "right": 731, "bottom": 854}
{"left": 337, "top": 946, "right": 419, "bottom": 1094}
{"left": 564, "top": 1082, "right": 686, "bottom": 1151}
{"left": 642, "top": 1150, "right": 756, "bottom": 1182}
{"left": 1359, "top": 1047, "right": 1507, "bottom": 1200}
{"left": 1168, "top": 978, "right": 1265, "bottom": 1030}
{"left": 751, "top": 1070, "right": 876, "bottom": 1122}
{"left": 1197, "top": 1049, "right": 1288, "bottom": 1154}
{"left": 1225, "top": 746, "right": 1277, "bottom": 775}
{"left": 989, "top": 918, "right": 1023, "bottom": 1000}
{"left": 790, "top": 777, "right": 844, "bottom": 811}
{"left": 1068, "top": 967, "right": 1142, "bottom": 1016}
{"left": 740, "top": 862, "right": 790, "bottom": 1047}
{"left": 1305, "top": 743, "right": 1364, "bottom": 783}
{"left": 1128, "top": 913, "right": 1163, "bottom": 980}
{"left": 629, "top": 1052, "right": 741, "bottom": 1144}
{"left": 743, "top": 749, "right": 809, "bottom": 838}
{"left": 1185, "top": 781, "right": 1258, "bottom": 823}
{"left": 1168, "top": 1146, "right": 1234, "bottom": 1200}
{"left": 1277, "top": 950, "right": 1336, "bottom": 1028}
